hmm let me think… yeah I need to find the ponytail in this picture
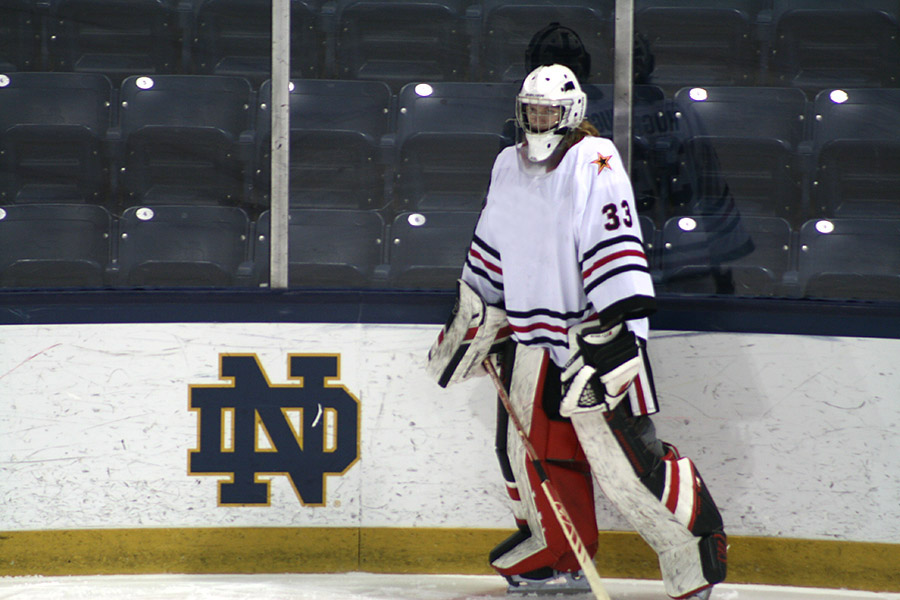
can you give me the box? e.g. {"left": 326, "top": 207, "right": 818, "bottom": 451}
{"left": 560, "top": 119, "right": 601, "bottom": 154}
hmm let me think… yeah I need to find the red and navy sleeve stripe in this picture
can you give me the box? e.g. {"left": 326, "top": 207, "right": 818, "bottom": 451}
{"left": 580, "top": 234, "right": 651, "bottom": 296}
{"left": 464, "top": 234, "right": 504, "bottom": 292}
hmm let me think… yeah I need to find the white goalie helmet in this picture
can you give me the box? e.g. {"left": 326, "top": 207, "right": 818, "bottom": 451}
{"left": 516, "top": 64, "right": 587, "bottom": 163}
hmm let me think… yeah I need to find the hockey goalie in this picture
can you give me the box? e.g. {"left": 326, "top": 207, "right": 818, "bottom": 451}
{"left": 426, "top": 63, "right": 727, "bottom": 599}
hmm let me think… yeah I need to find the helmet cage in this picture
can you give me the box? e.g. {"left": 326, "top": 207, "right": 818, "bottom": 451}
{"left": 517, "top": 97, "right": 572, "bottom": 135}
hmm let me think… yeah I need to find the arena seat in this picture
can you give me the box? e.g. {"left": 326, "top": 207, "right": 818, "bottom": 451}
{"left": 809, "top": 88, "right": 900, "bottom": 220}
{"left": 115, "top": 204, "right": 252, "bottom": 287}
{"left": 797, "top": 218, "right": 900, "bottom": 301}
{"left": 46, "top": 0, "right": 181, "bottom": 85}
{"left": 253, "top": 208, "right": 386, "bottom": 288}
{"left": 771, "top": 0, "right": 898, "bottom": 20}
{"left": 0, "top": 203, "right": 112, "bottom": 288}
{"left": 330, "top": 0, "right": 469, "bottom": 91}
{"left": 387, "top": 210, "right": 479, "bottom": 290}
{"left": 0, "top": 72, "right": 113, "bottom": 204}
{"left": 255, "top": 78, "right": 392, "bottom": 211}
{"left": 476, "top": 0, "right": 613, "bottom": 83}
{"left": 116, "top": 74, "right": 254, "bottom": 208}
{"left": 767, "top": 7, "right": 900, "bottom": 93}
{"left": 672, "top": 86, "right": 809, "bottom": 224}
{"left": 660, "top": 215, "right": 792, "bottom": 297}
{"left": 0, "top": 0, "right": 40, "bottom": 72}
{"left": 635, "top": 5, "right": 759, "bottom": 93}
{"left": 192, "top": 0, "right": 323, "bottom": 86}
{"left": 394, "top": 81, "right": 517, "bottom": 213}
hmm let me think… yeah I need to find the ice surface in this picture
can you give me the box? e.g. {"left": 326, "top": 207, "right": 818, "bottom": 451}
{"left": 0, "top": 574, "right": 898, "bottom": 600}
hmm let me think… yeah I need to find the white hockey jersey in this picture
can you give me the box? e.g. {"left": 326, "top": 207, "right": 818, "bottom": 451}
{"left": 461, "top": 135, "right": 656, "bottom": 368}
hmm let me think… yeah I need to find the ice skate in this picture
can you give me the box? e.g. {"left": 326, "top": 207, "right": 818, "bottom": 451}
{"left": 506, "top": 569, "right": 591, "bottom": 595}
{"left": 685, "top": 586, "right": 713, "bottom": 600}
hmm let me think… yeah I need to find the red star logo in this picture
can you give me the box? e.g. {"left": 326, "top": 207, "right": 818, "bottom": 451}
{"left": 591, "top": 153, "right": 612, "bottom": 174}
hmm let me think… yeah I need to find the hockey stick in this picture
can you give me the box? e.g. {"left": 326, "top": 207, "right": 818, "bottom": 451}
{"left": 482, "top": 358, "right": 611, "bottom": 600}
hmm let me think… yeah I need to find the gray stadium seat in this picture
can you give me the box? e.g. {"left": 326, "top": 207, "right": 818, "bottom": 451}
{"left": 394, "top": 81, "right": 517, "bottom": 213}
{"left": 476, "top": 0, "right": 614, "bottom": 83}
{"left": 192, "top": 0, "right": 324, "bottom": 86}
{"left": 635, "top": 4, "right": 761, "bottom": 93}
{"left": 46, "top": 0, "right": 182, "bottom": 85}
{"left": 798, "top": 218, "right": 900, "bottom": 301}
{"left": 115, "top": 204, "right": 252, "bottom": 286}
{"left": 767, "top": 7, "right": 900, "bottom": 93}
{"left": 673, "top": 86, "right": 809, "bottom": 224}
{"left": 117, "top": 74, "right": 254, "bottom": 207}
{"left": 0, "top": 72, "right": 113, "bottom": 204}
{"left": 0, "top": 0, "right": 41, "bottom": 72}
{"left": 660, "top": 215, "right": 790, "bottom": 297}
{"left": 388, "top": 210, "right": 479, "bottom": 290}
{"left": 330, "top": 0, "right": 469, "bottom": 91}
{"left": 0, "top": 203, "right": 112, "bottom": 288}
{"left": 253, "top": 208, "right": 386, "bottom": 288}
{"left": 255, "top": 79, "right": 393, "bottom": 210}
{"left": 810, "top": 88, "right": 900, "bottom": 219}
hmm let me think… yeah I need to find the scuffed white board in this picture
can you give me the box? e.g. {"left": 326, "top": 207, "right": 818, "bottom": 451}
{"left": 646, "top": 331, "right": 900, "bottom": 542}
{"left": 1, "top": 324, "right": 897, "bottom": 543}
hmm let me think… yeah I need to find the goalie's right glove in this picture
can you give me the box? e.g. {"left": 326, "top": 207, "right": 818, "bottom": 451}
{"left": 560, "top": 323, "right": 641, "bottom": 417}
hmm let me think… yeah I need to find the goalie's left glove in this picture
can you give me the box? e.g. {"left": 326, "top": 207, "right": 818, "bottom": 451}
{"left": 560, "top": 323, "right": 641, "bottom": 417}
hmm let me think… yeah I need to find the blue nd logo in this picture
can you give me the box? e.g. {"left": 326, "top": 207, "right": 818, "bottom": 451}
{"left": 189, "top": 354, "right": 360, "bottom": 506}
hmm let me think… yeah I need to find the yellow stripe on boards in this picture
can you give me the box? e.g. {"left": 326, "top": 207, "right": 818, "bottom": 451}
{"left": 0, "top": 528, "right": 359, "bottom": 576}
{"left": 0, "top": 528, "right": 897, "bottom": 592}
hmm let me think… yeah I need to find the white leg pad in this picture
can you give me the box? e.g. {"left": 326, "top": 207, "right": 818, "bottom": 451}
{"left": 571, "top": 410, "right": 708, "bottom": 598}
{"left": 491, "top": 346, "right": 549, "bottom": 571}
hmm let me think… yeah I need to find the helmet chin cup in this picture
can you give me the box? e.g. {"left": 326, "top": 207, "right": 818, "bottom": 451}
{"left": 516, "top": 133, "right": 567, "bottom": 177}
{"left": 524, "top": 130, "right": 564, "bottom": 162}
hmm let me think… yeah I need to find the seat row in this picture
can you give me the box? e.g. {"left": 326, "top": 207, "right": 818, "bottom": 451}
{"left": 643, "top": 215, "right": 900, "bottom": 300}
{"left": 2, "top": 73, "right": 899, "bottom": 226}
{"left": 1, "top": 0, "right": 898, "bottom": 93}
{"left": 0, "top": 73, "right": 509, "bottom": 215}
{"left": 1, "top": 203, "right": 898, "bottom": 302}
{"left": 0, "top": 203, "right": 465, "bottom": 289}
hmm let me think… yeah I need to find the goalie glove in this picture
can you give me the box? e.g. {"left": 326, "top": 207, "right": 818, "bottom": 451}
{"left": 560, "top": 323, "right": 641, "bottom": 417}
{"left": 426, "top": 279, "right": 508, "bottom": 388}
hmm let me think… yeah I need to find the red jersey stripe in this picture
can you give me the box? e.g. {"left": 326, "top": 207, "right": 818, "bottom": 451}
{"left": 582, "top": 248, "right": 646, "bottom": 280}
{"left": 469, "top": 248, "right": 503, "bottom": 275}
{"left": 510, "top": 321, "right": 568, "bottom": 335}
